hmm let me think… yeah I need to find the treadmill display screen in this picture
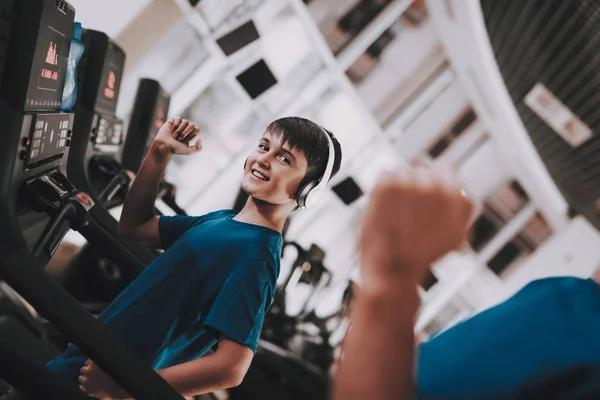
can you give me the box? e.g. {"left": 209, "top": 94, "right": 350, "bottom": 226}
{"left": 93, "top": 116, "right": 124, "bottom": 150}
{"left": 38, "top": 27, "right": 63, "bottom": 91}
{"left": 94, "top": 45, "right": 125, "bottom": 115}
{"left": 26, "top": 113, "right": 72, "bottom": 168}
{"left": 25, "top": 26, "right": 68, "bottom": 110}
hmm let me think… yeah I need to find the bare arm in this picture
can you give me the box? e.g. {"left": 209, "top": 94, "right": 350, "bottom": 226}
{"left": 333, "top": 281, "right": 421, "bottom": 400}
{"left": 118, "top": 117, "right": 201, "bottom": 247}
{"left": 117, "top": 141, "right": 171, "bottom": 246}
{"left": 153, "top": 339, "right": 253, "bottom": 397}
{"left": 79, "top": 338, "right": 253, "bottom": 399}
{"left": 333, "top": 168, "right": 474, "bottom": 400}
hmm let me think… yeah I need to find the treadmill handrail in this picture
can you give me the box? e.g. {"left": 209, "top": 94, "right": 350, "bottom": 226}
{"left": 0, "top": 245, "right": 184, "bottom": 400}
{"left": 80, "top": 209, "right": 158, "bottom": 270}
{"left": 97, "top": 172, "right": 130, "bottom": 204}
{"left": 0, "top": 341, "right": 92, "bottom": 400}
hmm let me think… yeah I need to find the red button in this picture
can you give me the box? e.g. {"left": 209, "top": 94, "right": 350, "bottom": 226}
{"left": 76, "top": 193, "right": 91, "bottom": 206}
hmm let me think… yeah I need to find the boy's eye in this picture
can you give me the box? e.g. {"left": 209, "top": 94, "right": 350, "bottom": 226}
{"left": 279, "top": 155, "right": 291, "bottom": 164}
{"left": 259, "top": 144, "right": 269, "bottom": 151}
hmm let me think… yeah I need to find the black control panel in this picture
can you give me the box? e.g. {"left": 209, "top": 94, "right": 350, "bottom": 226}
{"left": 121, "top": 79, "right": 170, "bottom": 173}
{"left": 24, "top": 113, "right": 73, "bottom": 169}
{"left": 91, "top": 115, "right": 123, "bottom": 151}
{"left": 1, "top": 0, "right": 75, "bottom": 111}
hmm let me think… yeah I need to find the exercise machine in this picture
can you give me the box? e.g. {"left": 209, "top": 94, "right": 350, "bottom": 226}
{"left": 262, "top": 242, "right": 331, "bottom": 348}
{"left": 0, "top": 0, "right": 184, "bottom": 397}
{"left": 120, "top": 78, "right": 186, "bottom": 216}
{"left": 61, "top": 30, "right": 157, "bottom": 301}
{"left": 60, "top": 73, "right": 181, "bottom": 306}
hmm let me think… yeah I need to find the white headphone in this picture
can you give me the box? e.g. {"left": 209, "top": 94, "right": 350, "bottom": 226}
{"left": 296, "top": 127, "right": 336, "bottom": 210}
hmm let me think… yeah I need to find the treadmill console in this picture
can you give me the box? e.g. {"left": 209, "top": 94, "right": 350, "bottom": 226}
{"left": 24, "top": 113, "right": 73, "bottom": 169}
{"left": 121, "top": 79, "right": 170, "bottom": 172}
{"left": 91, "top": 114, "right": 123, "bottom": 152}
{"left": 76, "top": 31, "right": 125, "bottom": 153}
{"left": 0, "top": 0, "right": 76, "bottom": 176}
{"left": 1, "top": 0, "right": 75, "bottom": 112}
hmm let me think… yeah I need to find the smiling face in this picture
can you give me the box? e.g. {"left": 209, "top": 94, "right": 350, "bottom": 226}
{"left": 241, "top": 130, "right": 309, "bottom": 205}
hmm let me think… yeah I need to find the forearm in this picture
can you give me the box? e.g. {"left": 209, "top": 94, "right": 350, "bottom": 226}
{"left": 158, "top": 354, "right": 234, "bottom": 397}
{"left": 119, "top": 141, "right": 172, "bottom": 231}
{"left": 111, "top": 353, "right": 234, "bottom": 400}
{"left": 333, "top": 279, "right": 421, "bottom": 400}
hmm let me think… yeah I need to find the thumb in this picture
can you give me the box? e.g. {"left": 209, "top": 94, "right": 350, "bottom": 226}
{"left": 183, "top": 140, "right": 202, "bottom": 155}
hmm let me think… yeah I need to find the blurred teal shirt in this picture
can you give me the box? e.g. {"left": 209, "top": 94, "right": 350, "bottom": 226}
{"left": 416, "top": 277, "right": 600, "bottom": 399}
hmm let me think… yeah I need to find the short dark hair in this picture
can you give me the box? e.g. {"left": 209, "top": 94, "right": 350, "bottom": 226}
{"left": 267, "top": 117, "right": 343, "bottom": 189}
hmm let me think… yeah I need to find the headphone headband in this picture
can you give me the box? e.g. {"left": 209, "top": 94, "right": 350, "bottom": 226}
{"left": 298, "top": 126, "right": 336, "bottom": 209}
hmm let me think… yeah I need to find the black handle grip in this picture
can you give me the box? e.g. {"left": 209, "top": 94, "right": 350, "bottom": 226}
{"left": 0, "top": 341, "right": 93, "bottom": 400}
{"left": 162, "top": 197, "right": 187, "bottom": 216}
{"left": 97, "top": 173, "right": 130, "bottom": 204}
{"left": 32, "top": 202, "right": 76, "bottom": 263}
{"left": 31, "top": 191, "right": 95, "bottom": 264}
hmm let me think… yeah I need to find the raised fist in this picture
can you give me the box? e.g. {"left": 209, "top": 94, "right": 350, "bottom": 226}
{"left": 154, "top": 116, "right": 202, "bottom": 156}
{"left": 358, "top": 167, "right": 474, "bottom": 289}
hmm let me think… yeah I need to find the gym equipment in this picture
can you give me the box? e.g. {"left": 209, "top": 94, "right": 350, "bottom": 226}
{"left": 261, "top": 241, "right": 333, "bottom": 365}
{"left": 229, "top": 340, "right": 329, "bottom": 400}
{"left": 0, "top": 0, "right": 183, "bottom": 397}
{"left": 122, "top": 78, "right": 170, "bottom": 173}
{"left": 121, "top": 78, "right": 186, "bottom": 215}
{"left": 62, "top": 36, "right": 181, "bottom": 305}
{"left": 61, "top": 73, "right": 183, "bottom": 305}
{"left": 288, "top": 280, "right": 354, "bottom": 372}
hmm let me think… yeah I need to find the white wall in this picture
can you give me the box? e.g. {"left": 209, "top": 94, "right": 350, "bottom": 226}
{"left": 357, "top": 18, "right": 442, "bottom": 114}
{"left": 484, "top": 216, "right": 600, "bottom": 307}
{"left": 394, "top": 79, "right": 469, "bottom": 160}
{"left": 457, "top": 138, "right": 510, "bottom": 199}
{"left": 69, "top": 0, "right": 153, "bottom": 38}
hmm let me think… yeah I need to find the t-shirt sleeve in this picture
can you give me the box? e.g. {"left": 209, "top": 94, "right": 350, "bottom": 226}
{"left": 158, "top": 215, "right": 204, "bottom": 249}
{"left": 204, "top": 259, "right": 276, "bottom": 353}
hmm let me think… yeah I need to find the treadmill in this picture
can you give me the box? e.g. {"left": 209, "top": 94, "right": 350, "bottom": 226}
{"left": 0, "top": 0, "right": 184, "bottom": 398}
{"left": 121, "top": 78, "right": 187, "bottom": 216}
{"left": 67, "top": 28, "right": 157, "bottom": 272}
{"left": 60, "top": 75, "right": 181, "bottom": 307}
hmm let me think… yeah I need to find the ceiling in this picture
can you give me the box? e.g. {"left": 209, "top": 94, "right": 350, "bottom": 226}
{"left": 480, "top": 0, "right": 600, "bottom": 230}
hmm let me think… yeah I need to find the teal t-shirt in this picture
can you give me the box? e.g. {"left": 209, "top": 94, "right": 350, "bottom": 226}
{"left": 416, "top": 277, "right": 600, "bottom": 399}
{"left": 46, "top": 209, "right": 282, "bottom": 383}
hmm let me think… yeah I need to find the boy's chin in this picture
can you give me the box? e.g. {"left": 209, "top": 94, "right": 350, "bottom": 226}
{"left": 241, "top": 180, "right": 294, "bottom": 206}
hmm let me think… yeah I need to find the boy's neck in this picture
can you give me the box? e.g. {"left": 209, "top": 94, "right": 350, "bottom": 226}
{"left": 234, "top": 197, "right": 293, "bottom": 233}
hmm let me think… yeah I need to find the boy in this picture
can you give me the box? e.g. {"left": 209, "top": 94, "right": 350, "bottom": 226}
{"left": 46, "top": 116, "right": 341, "bottom": 399}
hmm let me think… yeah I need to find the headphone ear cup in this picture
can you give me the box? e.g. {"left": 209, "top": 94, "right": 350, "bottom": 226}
{"left": 296, "top": 181, "right": 317, "bottom": 209}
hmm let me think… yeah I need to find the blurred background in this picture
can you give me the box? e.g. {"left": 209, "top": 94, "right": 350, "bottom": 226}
{"left": 58, "top": 0, "right": 600, "bottom": 367}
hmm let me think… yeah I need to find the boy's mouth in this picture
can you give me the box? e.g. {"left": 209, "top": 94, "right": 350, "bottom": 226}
{"left": 251, "top": 170, "right": 270, "bottom": 181}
